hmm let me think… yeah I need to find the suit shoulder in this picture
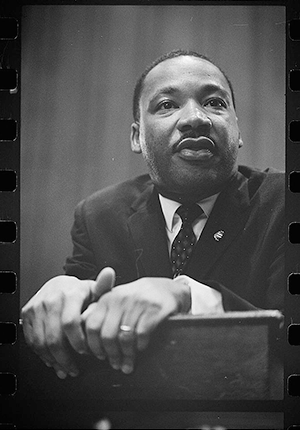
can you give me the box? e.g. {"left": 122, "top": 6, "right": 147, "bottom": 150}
{"left": 239, "top": 165, "right": 284, "bottom": 198}
{"left": 75, "top": 174, "right": 152, "bottom": 216}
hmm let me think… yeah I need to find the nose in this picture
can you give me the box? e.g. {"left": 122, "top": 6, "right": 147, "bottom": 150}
{"left": 177, "top": 101, "right": 212, "bottom": 134}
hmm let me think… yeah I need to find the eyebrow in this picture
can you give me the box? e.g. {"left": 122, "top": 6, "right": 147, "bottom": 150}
{"left": 201, "top": 84, "right": 230, "bottom": 98}
{"left": 149, "top": 86, "right": 179, "bottom": 102}
{"left": 149, "top": 83, "right": 231, "bottom": 104}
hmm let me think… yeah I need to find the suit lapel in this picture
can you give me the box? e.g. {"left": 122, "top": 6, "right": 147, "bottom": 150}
{"left": 187, "top": 172, "right": 252, "bottom": 280}
{"left": 127, "top": 185, "right": 173, "bottom": 278}
{"left": 127, "top": 171, "right": 252, "bottom": 280}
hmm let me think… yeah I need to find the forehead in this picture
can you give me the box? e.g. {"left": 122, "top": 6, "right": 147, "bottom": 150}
{"left": 142, "top": 56, "right": 230, "bottom": 102}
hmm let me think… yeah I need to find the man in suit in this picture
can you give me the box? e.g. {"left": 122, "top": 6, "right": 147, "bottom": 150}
{"left": 21, "top": 50, "right": 284, "bottom": 381}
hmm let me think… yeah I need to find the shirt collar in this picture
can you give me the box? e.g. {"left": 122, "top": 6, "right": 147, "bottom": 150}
{"left": 159, "top": 192, "right": 219, "bottom": 233}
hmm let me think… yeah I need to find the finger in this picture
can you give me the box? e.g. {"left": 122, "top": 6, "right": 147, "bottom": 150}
{"left": 117, "top": 306, "right": 145, "bottom": 374}
{"left": 84, "top": 301, "right": 107, "bottom": 360}
{"left": 23, "top": 310, "right": 72, "bottom": 378}
{"left": 22, "top": 307, "right": 58, "bottom": 370}
{"left": 50, "top": 347, "right": 77, "bottom": 379}
{"left": 135, "top": 309, "right": 160, "bottom": 352}
{"left": 100, "top": 303, "right": 123, "bottom": 370}
{"left": 61, "top": 294, "right": 89, "bottom": 355}
{"left": 118, "top": 329, "right": 136, "bottom": 374}
{"left": 81, "top": 302, "right": 98, "bottom": 321}
{"left": 44, "top": 302, "right": 79, "bottom": 377}
{"left": 91, "top": 267, "right": 116, "bottom": 301}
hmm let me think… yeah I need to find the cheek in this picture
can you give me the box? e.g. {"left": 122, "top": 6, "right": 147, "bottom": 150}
{"left": 219, "top": 119, "right": 240, "bottom": 145}
{"left": 141, "top": 128, "right": 167, "bottom": 156}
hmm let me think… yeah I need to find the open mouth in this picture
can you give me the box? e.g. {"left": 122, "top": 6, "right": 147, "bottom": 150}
{"left": 175, "top": 136, "right": 216, "bottom": 161}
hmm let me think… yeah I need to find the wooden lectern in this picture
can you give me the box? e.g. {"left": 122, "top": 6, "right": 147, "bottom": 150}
{"left": 18, "top": 310, "right": 284, "bottom": 429}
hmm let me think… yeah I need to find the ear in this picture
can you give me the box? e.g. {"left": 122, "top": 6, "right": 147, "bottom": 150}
{"left": 130, "top": 122, "right": 142, "bottom": 154}
{"left": 236, "top": 117, "right": 243, "bottom": 148}
{"left": 238, "top": 132, "right": 243, "bottom": 148}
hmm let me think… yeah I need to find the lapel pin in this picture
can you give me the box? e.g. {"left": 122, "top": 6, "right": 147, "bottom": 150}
{"left": 213, "top": 230, "right": 225, "bottom": 241}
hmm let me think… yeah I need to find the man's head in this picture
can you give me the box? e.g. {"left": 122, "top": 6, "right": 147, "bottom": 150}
{"left": 132, "top": 50, "right": 236, "bottom": 123}
{"left": 130, "top": 50, "right": 243, "bottom": 202}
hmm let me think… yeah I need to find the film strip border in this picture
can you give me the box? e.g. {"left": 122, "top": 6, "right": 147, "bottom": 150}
{"left": 0, "top": 4, "right": 20, "bottom": 429}
{"left": 0, "top": 1, "right": 300, "bottom": 429}
{"left": 286, "top": 1, "right": 300, "bottom": 429}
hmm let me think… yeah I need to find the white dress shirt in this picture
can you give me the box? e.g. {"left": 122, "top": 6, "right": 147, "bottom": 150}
{"left": 159, "top": 194, "right": 224, "bottom": 315}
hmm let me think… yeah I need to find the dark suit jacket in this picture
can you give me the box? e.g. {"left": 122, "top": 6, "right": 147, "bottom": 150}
{"left": 64, "top": 165, "right": 284, "bottom": 312}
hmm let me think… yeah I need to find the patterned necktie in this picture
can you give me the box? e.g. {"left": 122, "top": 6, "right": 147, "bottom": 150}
{"left": 171, "top": 203, "right": 203, "bottom": 278}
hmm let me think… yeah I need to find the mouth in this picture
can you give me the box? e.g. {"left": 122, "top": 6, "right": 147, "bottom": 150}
{"left": 174, "top": 136, "right": 216, "bottom": 161}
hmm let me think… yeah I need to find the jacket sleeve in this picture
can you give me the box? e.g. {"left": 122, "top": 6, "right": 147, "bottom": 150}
{"left": 63, "top": 200, "right": 99, "bottom": 280}
{"left": 203, "top": 225, "right": 285, "bottom": 312}
{"left": 265, "top": 224, "right": 284, "bottom": 311}
{"left": 202, "top": 280, "right": 259, "bottom": 311}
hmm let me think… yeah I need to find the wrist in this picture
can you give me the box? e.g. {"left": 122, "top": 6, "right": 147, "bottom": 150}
{"left": 172, "top": 277, "right": 191, "bottom": 313}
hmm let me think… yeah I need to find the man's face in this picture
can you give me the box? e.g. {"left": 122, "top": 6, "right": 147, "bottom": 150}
{"left": 131, "top": 56, "right": 243, "bottom": 201}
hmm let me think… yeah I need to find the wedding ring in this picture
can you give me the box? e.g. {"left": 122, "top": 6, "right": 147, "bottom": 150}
{"left": 119, "top": 324, "right": 132, "bottom": 333}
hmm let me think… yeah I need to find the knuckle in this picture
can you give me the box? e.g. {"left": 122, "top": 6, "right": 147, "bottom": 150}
{"left": 118, "top": 332, "right": 134, "bottom": 345}
{"left": 46, "top": 335, "right": 61, "bottom": 352}
{"left": 44, "top": 296, "right": 61, "bottom": 311}
{"left": 85, "top": 318, "right": 101, "bottom": 334}
{"left": 101, "top": 335, "right": 115, "bottom": 349}
{"left": 22, "top": 303, "right": 40, "bottom": 319}
{"left": 136, "top": 326, "right": 149, "bottom": 338}
{"left": 63, "top": 288, "right": 79, "bottom": 300}
{"left": 136, "top": 323, "right": 146, "bottom": 335}
{"left": 61, "top": 315, "right": 79, "bottom": 331}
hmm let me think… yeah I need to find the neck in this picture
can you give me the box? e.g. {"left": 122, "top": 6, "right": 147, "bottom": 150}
{"left": 155, "top": 171, "right": 238, "bottom": 203}
{"left": 156, "top": 185, "right": 222, "bottom": 204}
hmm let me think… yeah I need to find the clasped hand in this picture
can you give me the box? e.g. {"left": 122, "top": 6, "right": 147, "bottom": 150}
{"left": 21, "top": 268, "right": 191, "bottom": 378}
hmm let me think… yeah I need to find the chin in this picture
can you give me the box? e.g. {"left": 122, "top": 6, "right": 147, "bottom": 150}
{"left": 155, "top": 168, "right": 234, "bottom": 200}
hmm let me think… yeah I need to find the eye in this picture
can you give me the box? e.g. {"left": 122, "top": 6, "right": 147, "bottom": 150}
{"left": 157, "top": 100, "right": 178, "bottom": 111}
{"left": 205, "top": 98, "right": 227, "bottom": 109}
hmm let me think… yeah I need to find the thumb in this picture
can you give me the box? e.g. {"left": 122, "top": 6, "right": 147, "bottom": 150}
{"left": 90, "top": 267, "right": 116, "bottom": 301}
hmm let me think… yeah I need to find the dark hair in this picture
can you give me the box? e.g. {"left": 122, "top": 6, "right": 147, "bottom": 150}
{"left": 132, "top": 49, "right": 236, "bottom": 122}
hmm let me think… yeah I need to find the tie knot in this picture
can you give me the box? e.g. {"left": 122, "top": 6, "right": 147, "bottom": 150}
{"left": 176, "top": 203, "right": 203, "bottom": 224}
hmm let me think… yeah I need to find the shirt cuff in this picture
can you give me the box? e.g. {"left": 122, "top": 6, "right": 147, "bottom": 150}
{"left": 173, "top": 275, "right": 224, "bottom": 315}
